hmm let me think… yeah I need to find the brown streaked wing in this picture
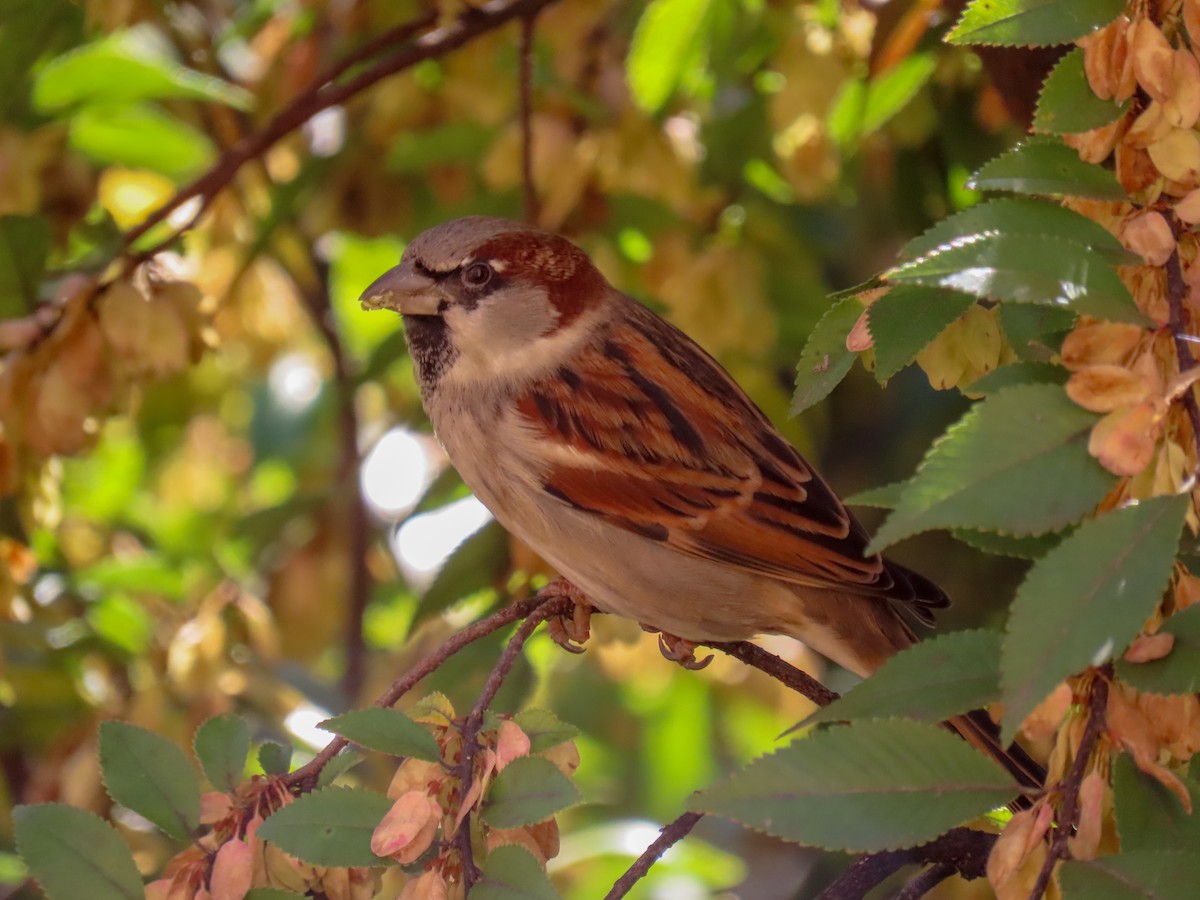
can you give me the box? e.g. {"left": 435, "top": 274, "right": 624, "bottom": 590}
{"left": 515, "top": 296, "right": 925, "bottom": 601}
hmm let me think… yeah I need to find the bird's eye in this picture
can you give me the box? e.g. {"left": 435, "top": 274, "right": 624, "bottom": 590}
{"left": 462, "top": 262, "right": 493, "bottom": 289}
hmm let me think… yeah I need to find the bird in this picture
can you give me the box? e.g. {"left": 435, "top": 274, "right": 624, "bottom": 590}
{"left": 360, "top": 215, "right": 1041, "bottom": 791}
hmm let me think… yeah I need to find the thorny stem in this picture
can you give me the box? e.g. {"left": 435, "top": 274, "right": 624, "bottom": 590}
{"left": 1165, "top": 223, "right": 1200, "bottom": 457}
{"left": 519, "top": 13, "right": 540, "bottom": 225}
{"left": 603, "top": 812, "right": 704, "bottom": 900}
{"left": 283, "top": 593, "right": 562, "bottom": 792}
{"left": 1029, "top": 666, "right": 1112, "bottom": 899}
{"left": 454, "top": 596, "right": 573, "bottom": 890}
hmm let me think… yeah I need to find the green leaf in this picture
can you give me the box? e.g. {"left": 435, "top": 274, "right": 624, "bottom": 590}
{"left": 0, "top": 0, "right": 81, "bottom": 120}
{"left": 473, "top": 845, "right": 560, "bottom": 900}
{"left": 946, "top": 0, "right": 1124, "bottom": 47}
{"left": 1001, "top": 494, "right": 1188, "bottom": 741}
{"left": 967, "top": 362, "right": 1068, "bottom": 395}
{"left": 898, "top": 197, "right": 1138, "bottom": 268}
{"left": 0, "top": 215, "right": 51, "bottom": 316}
{"left": 861, "top": 53, "right": 938, "bottom": 136}
{"left": 627, "top": 0, "right": 713, "bottom": 114}
{"left": 1059, "top": 850, "right": 1200, "bottom": 899}
{"left": 257, "top": 786, "right": 394, "bottom": 868}
{"left": 690, "top": 719, "right": 1017, "bottom": 852}
{"left": 806, "top": 630, "right": 1001, "bottom": 727}
{"left": 1035, "top": 48, "right": 1129, "bottom": 134}
{"left": 1113, "top": 754, "right": 1200, "bottom": 853}
{"left": 193, "top": 713, "right": 250, "bottom": 793}
{"left": 512, "top": 709, "right": 580, "bottom": 753}
{"left": 245, "top": 890, "right": 307, "bottom": 900}
{"left": 868, "top": 384, "right": 1113, "bottom": 553}
{"left": 258, "top": 741, "right": 293, "bottom": 776}
{"left": 34, "top": 33, "right": 251, "bottom": 111}
{"left": 867, "top": 285, "right": 977, "bottom": 383}
{"left": 316, "top": 749, "right": 365, "bottom": 788}
{"left": 997, "top": 302, "right": 1077, "bottom": 360}
{"left": 13, "top": 804, "right": 143, "bottom": 900}
{"left": 951, "top": 527, "right": 1064, "bottom": 560}
{"left": 790, "top": 296, "right": 861, "bottom": 414}
{"left": 482, "top": 757, "right": 582, "bottom": 829}
{"left": 887, "top": 234, "right": 1143, "bottom": 324}
{"left": 968, "top": 137, "right": 1126, "bottom": 199}
{"left": 86, "top": 594, "right": 154, "bottom": 656}
{"left": 847, "top": 479, "right": 906, "bottom": 509}
{"left": 98, "top": 721, "right": 200, "bottom": 841}
{"left": 69, "top": 104, "right": 215, "bottom": 179}
{"left": 317, "top": 709, "right": 441, "bottom": 761}
{"left": 416, "top": 520, "right": 509, "bottom": 625}
{"left": 76, "top": 553, "right": 186, "bottom": 599}
{"left": 1115, "top": 604, "right": 1200, "bottom": 695}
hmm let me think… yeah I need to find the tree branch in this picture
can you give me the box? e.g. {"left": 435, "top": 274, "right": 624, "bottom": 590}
{"left": 603, "top": 812, "right": 704, "bottom": 900}
{"left": 1029, "top": 666, "right": 1111, "bottom": 899}
{"left": 1165, "top": 224, "right": 1200, "bottom": 456}
{"left": 453, "top": 595, "right": 573, "bottom": 889}
{"left": 817, "top": 827, "right": 996, "bottom": 900}
{"left": 710, "top": 640, "right": 840, "bottom": 707}
{"left": 283, "top": 592, "right": 563, "bottom": 792}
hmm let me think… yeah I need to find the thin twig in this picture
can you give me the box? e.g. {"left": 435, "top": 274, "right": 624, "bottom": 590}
{"left": 710, "top": 640, "right": 840, "bottom": 707}
{"left": 603, "top": 811, "right": 704, "bottom": 900}
{"left": 284, "top": 593, "right": 560, "bottom": 792}
{"left": 818, "top": 827, "right": 996, "bottom": 900}
{"left": 119, "top": 0, "right": 564, "bottom": 258}
{"left": 1029, "top": 667, "right": 1111, "bottom": 899}
{"left": 454, "top": 596, "right": 573, "bottom": 890}
{"left": 891, "top": 862, "right": 954, "bottom": 899}
{"left": 518, "top": 13, "right": 540, "bottom": 224}
{"left": 1165, "top": 224, "right": 1200, "bottom": 455}
{"left": 818, "top": 850, "right": 912, "bottom": 900}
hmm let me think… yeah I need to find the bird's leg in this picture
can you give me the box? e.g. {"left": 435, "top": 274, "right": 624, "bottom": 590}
{"left": 648, "top": 629, "right": 714, "bottom": 671}
{"left": 541, "top": 578, "right": 593, "bottom": 653}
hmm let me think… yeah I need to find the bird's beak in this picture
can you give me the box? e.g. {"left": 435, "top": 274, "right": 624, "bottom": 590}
{"left": 359, "top": 262, "right": 441, "bottom": 316}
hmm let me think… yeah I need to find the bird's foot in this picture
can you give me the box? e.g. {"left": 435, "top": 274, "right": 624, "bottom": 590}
{"left": 651, "top": 630, "right": 714, "bottom": 670}
{"left": 541, "top": 579, "right": 592, "bottom": 654}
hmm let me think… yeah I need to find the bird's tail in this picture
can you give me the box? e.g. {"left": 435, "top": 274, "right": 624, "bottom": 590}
{"left": 946, "top": 710, "right": 1044, "bottom": 809}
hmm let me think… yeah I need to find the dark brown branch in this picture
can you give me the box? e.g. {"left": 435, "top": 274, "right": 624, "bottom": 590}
{"left": 454, "top": 596, "right": 573, "bottom": 889}
{"left": 1029, "top": 666, "right": 1111, "bottom": 899}
{"left": 603, "top": 812, "right": 704, "bottom": 900}
{"left": 284, "top": 593, "right": 561, "bottom": 792}
{"left": 118, "top": 0, "right": 564, "bottom": 258}
{"left": 1165, "top": 223, "right": 1200, "bottom": 455}
{"left": 818, "top": 827, "right": 996, "bottom": 900}
{"left": 518, "top": 13, "right": 540, "bottom": 224}
{"left": 710, "top": 640, "right": 840, "bottom": 707}
{"left": 891, "top": 862, "right": 954, "bottom": 899}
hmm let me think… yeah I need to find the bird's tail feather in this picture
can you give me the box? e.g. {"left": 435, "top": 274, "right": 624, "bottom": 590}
{"left": 946, "top": 710, "right": 1044, "bottom": 810}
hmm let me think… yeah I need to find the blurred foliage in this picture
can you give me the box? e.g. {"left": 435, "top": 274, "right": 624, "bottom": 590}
{"left": 3, "top": 0, "right": 1198, "bottom": 897}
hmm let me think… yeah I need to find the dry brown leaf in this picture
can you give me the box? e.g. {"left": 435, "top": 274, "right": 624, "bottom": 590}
{"left": 1067, "top": 770, "right": 1106, "bottom": 860}
{"left": 1124, "top": 631, "right": 1176, "bottom": 663}
{"left": 1132, "top": 19, "right": 1175, "bottom": 103}
{"left": 1148, "top": 129, "right": 1200, "bottom": 185}
{"left": 1066, "top": 364, "right": 1152, "bottom": 412}
{"left": 1088, "top": 401, "right": 1162, "bottom": 475}
{"left": 1061, "top": 321, "right": 1145, "bottom": 367}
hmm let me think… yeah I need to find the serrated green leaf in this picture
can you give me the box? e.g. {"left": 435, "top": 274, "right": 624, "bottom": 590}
{"left": 1001, "top": 495, "right": 1188, "bottom": 741}
{"left": 847, "top": 479, "right": 906, "bottom": 509}
{"left": 887, "top": 234, "right": 1143, "bottom": 324}
{"left": 806, "top": 630, "right": 1002, "bottom": 726}
{"left": 512, "top": 709, "right": 580, "bottom": 753}
{"left": 951, "top": 527, "right": 1064, "bottom": 559}
{"left": 69, "top": 103, "right": 215, "bottom": 179}
{"left": 34, "top": 34, "right": 251, "bottom": 111}
{"left": 968, "top": 362, "right": 1068, "bottom": 394}
{"left": 968, "top": 137, "right": 1126, "bottom": 199}
{"left": 256, "top": 786, "right": 393, "bottom": 868}
{"left": 0, "top": 215, "right": 51, "bottom": 316}
{"left": 868, "top": 285, "right": 977, "bottom": 383}
{"left": 98, "top": 721, "right": 200, "bottom": 841}
{"left": 193, "top": 714, "right": 249, "bottom": 793}
{"left": 1059, "top": 850, "right": 1200, "bottom": 899}
{"left": 318, "top": 708, "right": 441, "bottom": 762}
{"left": 316, "top": 749, "right": 365, "bottom": 788}
{"left": 482, "top": 757, "right": 582, "bottom": 829}
{"left": 627, "top": 0, "right": 713, "bottom": 114}
{"left": 473, "top": 845, "right": 560, "bottom": 900}
{"left": 997, "top": 302, "right": 1077, "bottom": 360}
{"left": 258, "top": 741, "right": 293, "bottom": 775}
{"left": 869, "top": 384, "right": 1113, "bottom": 553}
{"left": 946, "top": 0, "right": 1124, "bottom": 47}
{"left": 416, "top": 520, "right": 509, "bottom": 625}
{"left": 898, "top": 197, "right": 1138, "bottom": 268}
{"left": 791, "top": 296, "right": 861, "bottom": 414}
{"left": 13, "top": 804, "right": 143, "bottom": 900}
{"left": 690, "top": 720, "right": 1017, "bottom": 852}
{"left": 1113, "top": 754, "right": 1200, "bottom": 853}
{"left": 1115, "top": 604, "right": 1200, "bottom": 695}
{"left": 1035, "top": 48, "right": 1129, "bottom": 134}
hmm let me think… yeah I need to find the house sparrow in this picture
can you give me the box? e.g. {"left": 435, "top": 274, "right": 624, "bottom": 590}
{"left": 361, "top": 216, "right": 1039, "bottom": 787}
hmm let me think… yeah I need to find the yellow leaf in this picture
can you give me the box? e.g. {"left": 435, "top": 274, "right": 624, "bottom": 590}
{"left": 98, "top": 167, "right": 175, "bottom": 229}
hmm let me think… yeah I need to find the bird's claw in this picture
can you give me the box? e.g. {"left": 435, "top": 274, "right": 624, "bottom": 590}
{"left": 541, "top": 579, "right": 592, "bottom": 654}
{"left": 655, "top": 632, "right": 714, "bottom": 670}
